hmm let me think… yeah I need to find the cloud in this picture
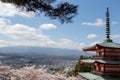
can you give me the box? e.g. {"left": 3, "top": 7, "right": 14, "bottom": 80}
{"left": 54, "top": 39, "right": 85, "bottom": 50}
{"left": 0, "top": 1, "right": 34, "bottom": 17}
{"left": 0, "top": 40, "right": 9, "bottom": 47}
{"left": 0, "top": 18, "right": 51, "bottom": 42}
{"left": 40, "top": 24, "right": 57, "bottom": 30}
{"left": 79, "top": 41, "right": 101, "bottom": 50}
{"left": 0, "top": 18, "right": 57, "bottom": 48}
{"left": 0, "top": 18, "right": 11, "bottom": 26}
{"left": 81, "top": 19, "right": 119, "bottom": 27}
{"left": 111, "top": 35, "right": 120, "bottom": 39}
{"left": 5, "top": 24, "right": 40, "bottom": 40}
{"left": 89, "top": 41, "right": 101, "bottom": 46}
{"left": 87, "top": 34, "right": 97, "bottom": 39}
{"left": 0, "top": 1, "right": 87, "bottom": 50}
{"left": 0, "top": 18, "right": 84, "bottom": 50}
{"left": 112, "top": 21, "right": 119, "bottom": 24}
{"left": 81, "top": 19, "right": 105, "bottom": 27}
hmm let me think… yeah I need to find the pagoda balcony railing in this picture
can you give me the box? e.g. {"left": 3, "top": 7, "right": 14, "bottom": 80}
{"left": 105, "top": 54, "right": 120, "bottom": 59}
{"left": 93, "top": 55, "right": 120, "bottom": 59}
{"left": 92, "top": 69, "right": 103, "bottom": 75}
{"left": 93, "top": 55, "right": 103, "bottom": 59}
{"left": 92, "top": 69, "right": 120, "bottom": 75}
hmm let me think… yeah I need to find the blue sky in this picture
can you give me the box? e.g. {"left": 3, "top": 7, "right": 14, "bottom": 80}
{"left": 0, "top": 0, "right": 120, "bottom": 50}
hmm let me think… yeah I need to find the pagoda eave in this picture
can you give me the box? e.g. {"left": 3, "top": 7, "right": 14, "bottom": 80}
{"left": 80, "top": 59, "right": 120, "bottom": 64}
{"left": 83, "top": 42, "right": 120, "bottom": 52}
{"left": 82, "top": 44, "right": 98, "bottom": 52}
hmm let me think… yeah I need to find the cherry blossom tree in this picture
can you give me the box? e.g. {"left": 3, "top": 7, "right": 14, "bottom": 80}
{"left": 0, "top": 66, "right": 79, "bottom": 80}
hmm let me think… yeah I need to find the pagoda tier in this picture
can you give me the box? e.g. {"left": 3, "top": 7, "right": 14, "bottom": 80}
{"left": 83, "top": 42, "right": 120, "bottom": 59}
{"left": 80, "top": 59, "right": 120, "bottom": 76}
{"left": 81, "top": 42, "right": 120, "bottom": 75}
{"left": 93, "top": 62, "right": 120, "bottom": 75}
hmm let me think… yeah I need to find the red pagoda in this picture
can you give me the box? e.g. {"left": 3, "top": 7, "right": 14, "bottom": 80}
{"left": 78, "top": 8, "right": 120, "bottom": 80}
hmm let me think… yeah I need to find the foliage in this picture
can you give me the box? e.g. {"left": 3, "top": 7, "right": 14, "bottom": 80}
{"left": 0, "top": 0, "right": 78, "bottom": 23}
{"left": 72, "top": 55, "right": 93, "bottom": 76}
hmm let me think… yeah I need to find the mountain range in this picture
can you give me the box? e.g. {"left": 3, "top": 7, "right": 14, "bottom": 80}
{"left": 0, "top": 46, "right": 94, "bottom": 58}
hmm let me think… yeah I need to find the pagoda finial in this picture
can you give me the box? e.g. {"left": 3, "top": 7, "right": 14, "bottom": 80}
{"left": 104, "top": 7, "right": 113, "bottom": 43}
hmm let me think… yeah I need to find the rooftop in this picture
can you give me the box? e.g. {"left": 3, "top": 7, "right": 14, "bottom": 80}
{"left": 99, "top": 42, "right": 120, "bottom": 48}
{"left": 78, "top": 72, "right": 120, "bottom": 80}
{"left": 78, "top": 72, "right": 105, "bottom": 80}
{"left": 83, "top": 42, "right": 120, "bottom": 51}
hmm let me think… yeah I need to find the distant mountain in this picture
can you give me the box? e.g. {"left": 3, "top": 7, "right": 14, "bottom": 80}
{"left": 0, "top": 46, "right": 93, "bottom": 58}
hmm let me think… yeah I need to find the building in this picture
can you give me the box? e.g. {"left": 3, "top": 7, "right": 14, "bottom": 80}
{"left": 78, "top": 8, "right": 120, "bottom": 80}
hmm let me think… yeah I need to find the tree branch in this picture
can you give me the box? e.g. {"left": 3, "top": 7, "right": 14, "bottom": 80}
{"left": 1, "top": 0, "right": 78, "bottom": 23}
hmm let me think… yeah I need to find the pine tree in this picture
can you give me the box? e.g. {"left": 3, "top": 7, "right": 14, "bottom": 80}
{"left": 0, "top": 0, "right": 78, "bottom": 23}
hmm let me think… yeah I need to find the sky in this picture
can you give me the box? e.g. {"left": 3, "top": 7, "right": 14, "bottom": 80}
{"left": 0, "top": 0, "right": 120, "bottom": 50}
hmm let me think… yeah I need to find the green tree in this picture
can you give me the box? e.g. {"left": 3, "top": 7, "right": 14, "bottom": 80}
{"left": 1, "top": 0, "right": 78, "bottom": 23}
{"left": 74, "top": 55, "right": 92, "bottom": 76}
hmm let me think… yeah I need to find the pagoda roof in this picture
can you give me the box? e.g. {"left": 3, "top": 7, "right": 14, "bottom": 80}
{"left": 78, "top": 72, "right": 105, "bottom": 80}
{"left": 99, "top": 42, "right": 120, "bottom": 48}
{"left": 80, "top": 59, "right": 120, "bottom": 64}
{"left": 83, "top": 42, "right": 120, "bottom": 51}
{"left": 78, "top": 72, "right": 120, "bottom": 80}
